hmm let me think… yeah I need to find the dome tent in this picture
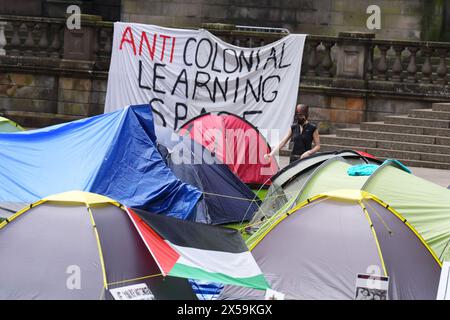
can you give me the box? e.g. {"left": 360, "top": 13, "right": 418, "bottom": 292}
{"left": 248, "top": 157, "right": 450, "bottom": 262}
{"left": 155, "top": 126, "right": 260, "bottom": 225}
{"left": 248, "top": 150, "right": 380, "bottom": 233}
{"left": 179, "top": 112, "right": 279, "bottom": 187}
{"left": 221, "top": 190, "right": 441, "bottom": 300}
{"left": 0, "top": 191, "right": 196, "bottom": 300}
{"left": 0, "top": 191, "right": 268, "bottom": 300}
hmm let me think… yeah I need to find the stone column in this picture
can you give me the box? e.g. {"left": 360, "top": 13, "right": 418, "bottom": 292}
{"left": 332, "top": 32, "right": 375, "bottom": 128}
{"left": 58, "top": 14, "right": 102, "bottom": 117}
{"left": 63, "top": 14, "right": 101, "bottom": 61}
{"left": 336, "top": 31, "right": 375, "bottom": 80}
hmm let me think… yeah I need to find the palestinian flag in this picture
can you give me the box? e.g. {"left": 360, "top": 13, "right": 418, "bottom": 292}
{"left": 126, "top": 208, "right": 269, "bottom": 290}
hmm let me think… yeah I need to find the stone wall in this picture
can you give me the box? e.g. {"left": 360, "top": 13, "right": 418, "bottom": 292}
{"left": 121, "top": 0, "right": 448, "bottom": 41}
{"left": 0, "top": 0, "right": 121, "bottom": 21}
{"left": 1, "top": 1, "right": 447, "bottom": 40}
{"left": 0, "top": 73, "right": 58, "bottom": 114}
{"left": 1, "top": 18, "right": 449, "bottom": 132}
{"left": 0, "top": 71, "right": 108, "bottom": 127}
{"left": 57, "top": 77, "right": 107, "bottom": 116}
{"left": 0, "top": 13, "right": 112, "bottom": 127}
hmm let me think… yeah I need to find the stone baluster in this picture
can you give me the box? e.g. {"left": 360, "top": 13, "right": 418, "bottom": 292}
{"left": 321, "top": 41, "right": 334, "bottom": 77}
{"left": 0, "top": 21, "right": 7, "bottom": 56}
{"left": 376, "top": 44, "right": 389, "bottom": 80}
{"left": 49, "top": 23, "right": 62, "bottom": 58}
{"left": 406, "top": 46, "right": 418, "bottom": 83}
{"left": 248, "top": 37, "right": 253, "bottom": 48}
{"left": 420, "top": 47, "right": 433, "bottom": 84}
{"left": 365, "top": 45, "right": 374, "bottom": 80}
{"left": 9, "top": 21, "right": 22, "bottom": 56}
{"left": 259, "top": 39, "right": 265, "bottom": 47}
{"left": 307, "top": 41, "right": 319, "bottom": 76}
{"left": 391, "top": 45, "right": 404, "bottom": 82}
{"left": 24, "top": 22, "right": 36, "bottom": 56}
{"left": 37, "top": 23, "right": 49, "bottom": 57}
{"left": 435, "top": 49, "right": 448, "bottom": 85}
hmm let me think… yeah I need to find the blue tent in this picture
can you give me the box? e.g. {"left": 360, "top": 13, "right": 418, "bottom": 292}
{"left": 155, "top": 126, "right": 260, "bottom": 225}
{"left": 0, "top": 105, "right": 201, "bottom": 220}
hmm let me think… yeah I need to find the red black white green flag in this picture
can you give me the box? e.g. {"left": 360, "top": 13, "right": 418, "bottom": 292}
{"left": 126, "top": 207, "right": 269, "bottom": 290}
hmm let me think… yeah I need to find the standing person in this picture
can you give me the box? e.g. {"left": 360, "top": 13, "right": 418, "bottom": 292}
{"left": 265, "top": 104, "right": 320, "bottom": 164}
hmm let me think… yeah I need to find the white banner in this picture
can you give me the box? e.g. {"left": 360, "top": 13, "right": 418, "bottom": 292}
{"left": 105, "top": 22, "right": 306, "bottom": 145}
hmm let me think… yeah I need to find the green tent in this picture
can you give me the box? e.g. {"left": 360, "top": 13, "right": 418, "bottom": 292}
{"left": 363, "top": 164, "right": 450, "bottom": 262}
{"left": 0, "top": 116, "right": 24, "bottom": 132}
{"left": 247, "top": 158, "right": 370, "bottom": 246}
{"left": 247, "top": 151, "right": 379, "bottom": 233}
{"left": 247, "top": 158, "right": 450, "bottom": 262}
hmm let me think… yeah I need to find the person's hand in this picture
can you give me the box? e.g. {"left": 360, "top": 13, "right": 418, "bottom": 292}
{"left": 264, "top": 153, "right": 271, "bottom": 160}
{"left": 300, "top": 151, "right": 311, "bottom": 159}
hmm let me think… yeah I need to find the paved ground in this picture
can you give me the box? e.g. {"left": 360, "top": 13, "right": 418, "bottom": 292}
{"left": 408, "top": 167, "right": 450, "bottom": 188}
{"left": 277, "top": 156, "right": 450, "bottom": 188}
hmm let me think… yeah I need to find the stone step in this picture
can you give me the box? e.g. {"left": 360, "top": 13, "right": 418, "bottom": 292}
{"left": 409, "top": 109, "right": 450, "bottom": 120}
{"left": 361, "top": 122, "right": 450, "bottom": 138}
{"left": 0, "top": 111, "right": 84, "bottom": 128}
{"left": 336, "top": 128, "right": 450, "bottom": 146}
{"left": 321, "top": 135, "right": 450, "bottom": 155}
{"left": 321, "top": 135, "right": 378, "bottom": 148}
{"left": 432, "top": 103, "right": 450, "bottom": 112}
{"left": 319, "top": 144, "right": 450, "bottom": 170}
{"left": 384, "top": 115, "right": 450, "bottom": 128}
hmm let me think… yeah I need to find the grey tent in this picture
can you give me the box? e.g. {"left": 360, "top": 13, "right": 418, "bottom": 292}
{"left": 221, "top": 190, "right": 441, "bottom": 300}
{"left": 0, "top": 191, "right": 197, "bottom": 300}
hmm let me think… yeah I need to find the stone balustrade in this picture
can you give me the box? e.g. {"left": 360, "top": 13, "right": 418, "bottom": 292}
{"left": 0, "top": 15, "right": 65, "bottom": 58}
{"left": 369, "top": 40, "right": 449, "bottom": 85}
{"left": 303, "top": 34, "right": 450, "bottom": 85}
{"left": 0, "top": 14, "right": 113, "bottom": 70}
{"left": 1, "top": 17, "right": 448, "bottom": 86}
{"left": 0, "top": 17, "right": 449, "bottom": 130}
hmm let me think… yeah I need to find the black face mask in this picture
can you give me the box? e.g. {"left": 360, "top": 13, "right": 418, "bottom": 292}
{"left": 297, "top": 116, "right": 306, "bottom": 125}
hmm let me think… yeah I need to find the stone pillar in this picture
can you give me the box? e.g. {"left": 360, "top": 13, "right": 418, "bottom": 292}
{"left": 63, "top": 14, "right": 101, "bottom": 61}
{"left": 331, "top": 32, "right": 375, "bottom": 130}
{"left": 336, "top": 32, "right": 375, "bottom": 79}
{"left": 58, "top": 14, "right": 103, "bottom": 117}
